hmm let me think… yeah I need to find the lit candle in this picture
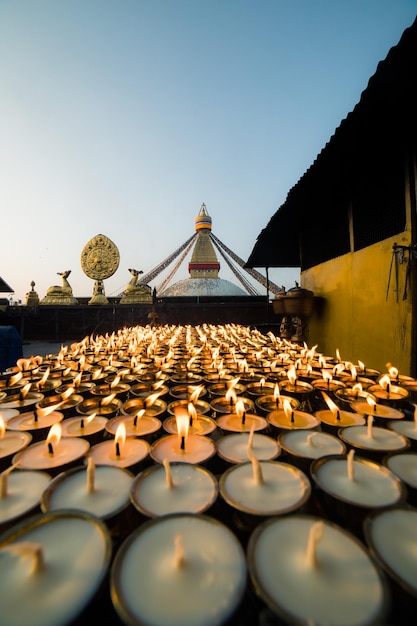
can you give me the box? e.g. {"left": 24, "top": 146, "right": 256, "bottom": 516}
{"left": 130, "top": 460, "right": 218, "bottom": 517}
{"left": 216, "top": 398, "right": 268, "bottom": 433}
{"left": 0, "top": 509, "right": 112, "bottom": 626}
{"left": 351, "top": 395, "right": 405, "bottom": 422}
{"left": 0, "top": 467, "right": 51, "bottom": 527}
{"left": 163, "top": 403, "right": 217, "bottom": 436}
{"left": 278, "top": 366, "right": 314, "bottom": 401}
{"left": 0, "top": 383, "right": 44, "bottom": 413}
{"left": 247, "top": 515, "right": 388, "bottom": 625}
{"left": 219, "top": 457, "right": 311, "bottom": 517}
{"left": 368, "top": 374, "right": 410, "bottom": 405}
{"left": 150, "top": 409, "right": 215, "bottom": 465}
{"left": 110, "top": 513, "right": 247, "bottom": 626}
{"left": 41, "top": 458, "right": 134, "bottom": 521}
{"left": 268, "top": 397, "right": 320, "bottom": 430}
{"left": 12, "top": 423, "right": 90, "bottom": 473}
{"left": 5, "top": 405, "right": 64, "bottom": 441}
{"left": 88, "top": 422, "right": 150, "bottom": 469}
{"left": 315, "top": 391, "right": 366, "bottom": 430}
{"left": 105, "top": 411, "right": 162, "bottom": 440}
{"left": 60, "top": 412, "right": 108, "bottom": 442}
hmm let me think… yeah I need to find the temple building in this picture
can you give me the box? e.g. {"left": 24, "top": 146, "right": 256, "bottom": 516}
{"left": 246, "top": 15, "right": 417, "bottom": 376}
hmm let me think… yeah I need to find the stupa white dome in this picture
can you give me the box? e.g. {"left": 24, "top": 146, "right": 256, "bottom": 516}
{"left": 160, "top": 277, "right": 246, "bottom": 297}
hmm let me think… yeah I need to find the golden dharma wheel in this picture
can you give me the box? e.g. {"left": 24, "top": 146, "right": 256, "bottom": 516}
{"left": 80, "top": 234, "right": 120, "bottom": 281}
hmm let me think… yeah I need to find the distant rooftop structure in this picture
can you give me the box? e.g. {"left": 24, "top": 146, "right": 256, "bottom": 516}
{"left": 0, "top": 276, "right": 14, "bottom": 293}
{"left": 131, "top": 203, "right": 281, "bottom": 297}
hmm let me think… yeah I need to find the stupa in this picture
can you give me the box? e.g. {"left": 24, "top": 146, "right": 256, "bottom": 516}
{"left": 159, "top": 204, "right": 248, "bottom": 297}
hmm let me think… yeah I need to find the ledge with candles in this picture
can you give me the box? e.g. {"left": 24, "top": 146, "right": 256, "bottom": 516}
{"left": 1, "top": 324, "right": 417, "bottom": 625}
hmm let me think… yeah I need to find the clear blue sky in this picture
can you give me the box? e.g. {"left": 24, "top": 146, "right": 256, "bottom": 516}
{"left": 1, "top": 0, "right": 416, "bottom": 302}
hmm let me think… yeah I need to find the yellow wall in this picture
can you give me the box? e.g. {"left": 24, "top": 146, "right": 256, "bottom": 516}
{"left": 301, "top": 232, "right": 415, "bottom": 376}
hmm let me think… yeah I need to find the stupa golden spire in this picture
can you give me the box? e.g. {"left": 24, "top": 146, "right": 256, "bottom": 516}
{"left": 188, "top": 203, "right": 220, "bottom": 279}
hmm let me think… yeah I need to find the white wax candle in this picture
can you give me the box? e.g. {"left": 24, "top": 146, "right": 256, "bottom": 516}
{"left": 111, "top": 513, "right": 246, "bottom": 626}
{"left": 0, "top": 510, "right": 111, "bottom": 626}
{"left": 13, "top": 437, "right": 90, "bottom": 471}
{"left": 219, "top": 460, "right": 311, "bottom": 515}
{"left": 278, "top": 429, "right": 345, "bottom": 460}
{"left": 150, "top": 433, "right": 215, "bottom": 465}
{"left": 312, "top": 456, "right": 404, "bottom": 507}
{"left": 217, "top": 432, "right": 280, "bottom": 464}
{"left": 130, "top": 462, "right": 218, "bottom": 517}
{"left": 339, "top": 423, "right": 409, "bottom": 452}
{"left": 365, "top": 507, "right": 417, "bottom": 595}
{"left": 384, "top": 452, "right": 417, "bottom": 489}
{"left": 248, "top": 515, "right": 387, "bottom": 625}
{"left": 88, "top": 437, "right": 150, "bottom": 469}
{"left": 41, "top": 464, "right": 134, "bottom": 519}
{"left": 387, "top": 418, "right": 417, "bottom": 443}
{"left": 0, "top": 470, "right": 51, "bottom": 526}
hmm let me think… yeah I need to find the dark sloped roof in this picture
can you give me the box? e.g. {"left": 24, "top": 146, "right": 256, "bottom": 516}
{"left": 0, "top": 276, "right": 14, "bottom": 293}
{"left": 246, "top": 15, "right": 417, "bottom": 269}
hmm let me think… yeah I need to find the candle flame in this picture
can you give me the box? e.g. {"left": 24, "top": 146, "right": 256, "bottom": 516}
{"left": 189, "top": 385, "right": 204, "bottom": 404}
{"left": 225, "top": 387, "right": 237, "bottom": 405}
{"left": 115, "top": 422, "right": 127, "bottom": 452}
{"left": 111, "top": 375, "right": 121, "bottom": 388}
{"left": 273, "top": 383, "right": 280, "bottom": 400}
{"left": 287, "top": 365, "right": 297, "bottom": 385}
{"left": 102, "top": 393, "right": 116, "bottom": 406}
{"left": 322, "top": 369, "right": 332, "bottom": 382}
{"left": 0, "top": 416, "right": 5, "bottom": 438}
{"left": 188, "top": 402, "right": 197, "bottom": 424}
{"left": 283, "top": 398, "right": 293, "bottom": 419}
{"left": 145, "top": 392, "right": 160, "bottom": 407}
{"left": 175, "top": 407, "right": 189, "bottom": 440}
{"left": 321, "top": 391, "right": 338, "bottom": 414}
{"left": 366, "top": 395, "right": 377, "bottom": 410}
{"left": 46, "top": 422, "right": 62, "bottom": 448}
{"left": 235, "top": 398, "right": 246, "bottom": 419}
{"left": 379, "top": 374, "right": 391, "bottom": 391}
{"left": 19, "top": 383, "right": 32, "bottom": 399}
{"left": 352, "top": 382, "right": 363, "bottom": 395}
{"left": 387, "top": 364, "right": 399, "bottom": 380}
